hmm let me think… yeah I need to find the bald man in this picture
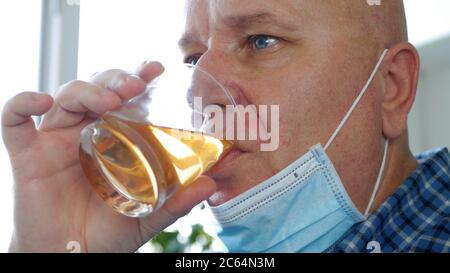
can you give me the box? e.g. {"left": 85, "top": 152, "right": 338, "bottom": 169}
{"left": 2, "top": 0, "right": 449, "bottom": 253}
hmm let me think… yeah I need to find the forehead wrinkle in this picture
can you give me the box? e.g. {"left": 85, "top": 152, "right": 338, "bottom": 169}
{"left": 208, "top": 0, "right": 302, "bottom": 30}
{"left": 182, "top": 1, "right": 304, "bottom": 49}
{"left": 225, "top": 12, "right": 300, "bottom": 33}
{"left": 222, "top": 12, "right": 277, "bottom": 29}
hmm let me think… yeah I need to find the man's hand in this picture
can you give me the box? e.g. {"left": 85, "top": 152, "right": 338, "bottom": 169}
{"left": 1, "top": 62, "right": 216, "bottom": 253}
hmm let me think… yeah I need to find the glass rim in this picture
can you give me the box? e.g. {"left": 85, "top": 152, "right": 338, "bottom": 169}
{"left": 147, "top": 63, "right": 238, "bottom": 107}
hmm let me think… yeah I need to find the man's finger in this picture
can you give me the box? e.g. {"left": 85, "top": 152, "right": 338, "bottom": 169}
{"left": 39, "top": 80, "right": 123, "bottom": 130}
{"left": 2, "top": 92, "right": 53, "bottom": 155}
{"left": 135, "top": 61, "right": 165, "bottom": 83}
{"left": 90, "top": 62, "right": 163, "bottom": 101}
{"left": 138, "top": 176, "right": 216, "bottom": 241}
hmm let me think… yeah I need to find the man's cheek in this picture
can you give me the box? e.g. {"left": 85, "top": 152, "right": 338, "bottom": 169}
{"left": 238, "top": 45, "right": 299, "bottom": 70}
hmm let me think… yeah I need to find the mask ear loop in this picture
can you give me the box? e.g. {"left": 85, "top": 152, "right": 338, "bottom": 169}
{"left": 324, "top": 49, "right": 389, "bottom": 151}
{"left": 322, "top": 49, "right": 389, "bottom": 217}
{"left": 364, "top": 139, "right": 388, "bottom": 217}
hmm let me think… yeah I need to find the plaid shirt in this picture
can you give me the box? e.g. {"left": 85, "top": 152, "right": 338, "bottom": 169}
{"left": 328, "top": 147, "right": 450, "bottom": 253}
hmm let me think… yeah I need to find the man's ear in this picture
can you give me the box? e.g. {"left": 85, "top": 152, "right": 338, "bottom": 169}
{"left": 382, "top": 42, "right": 420, "bottom": 139}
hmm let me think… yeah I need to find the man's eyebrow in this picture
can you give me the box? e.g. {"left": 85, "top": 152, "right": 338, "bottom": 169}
{"left": 222, "top": 12, "right": 297, "bottom": 31}
{"left": 178, "top": 33, "right": 198, "bottom": 50}
{"left": 178, "top": 12, "right": 298, "bottom": 50}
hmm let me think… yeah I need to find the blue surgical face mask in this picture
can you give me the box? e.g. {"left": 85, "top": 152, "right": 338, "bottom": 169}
{"left": 209, "top": 49, "right": 389, "bottom": 253}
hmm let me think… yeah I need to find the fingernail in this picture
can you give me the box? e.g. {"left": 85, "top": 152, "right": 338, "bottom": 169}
{"left": 126, "top": 74, "right": 145, "bottom": 85}
{"left": 141, "top": 60, "right": 155, "bottom": 66}
{"left": 115, "top": 74, "right": 144, "bottom": 89}
{"left": 128, "top": 74, "right": 142, "bottom": 81}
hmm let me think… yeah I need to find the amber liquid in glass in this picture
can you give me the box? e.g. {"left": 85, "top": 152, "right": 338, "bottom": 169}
{"left": 79, "top": 113, "right": 233, "bottom": 216}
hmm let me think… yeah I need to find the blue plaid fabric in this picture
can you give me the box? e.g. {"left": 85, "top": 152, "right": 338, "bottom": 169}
{"left": 328, "top": 147, "right": 450, "bottom": 253}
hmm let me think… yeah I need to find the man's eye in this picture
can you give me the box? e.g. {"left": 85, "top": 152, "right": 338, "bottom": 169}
{"left": 184, "top": 54, "right": 201, "bottom": 65}
{"left": 248, "top": 35, "right": 279, "bottom": 50}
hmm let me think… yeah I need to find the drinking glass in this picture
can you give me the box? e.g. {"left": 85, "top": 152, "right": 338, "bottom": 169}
{"left": 79, "top": 64, "right": 236, "bottom": 217}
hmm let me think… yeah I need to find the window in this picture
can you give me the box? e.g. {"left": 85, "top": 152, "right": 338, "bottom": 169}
{"left": 78, "top": 0, "right": 185, "bottom": 79}
{"left": 404, "top": 0, "right": 450, "bottom": 46}
{"left": 0, "top": 0, "right": 42, "bottom": 252}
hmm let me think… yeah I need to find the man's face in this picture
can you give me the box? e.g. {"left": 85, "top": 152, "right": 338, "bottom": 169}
{"left": 181, "top": 0, "right": 385, "bottom": 206}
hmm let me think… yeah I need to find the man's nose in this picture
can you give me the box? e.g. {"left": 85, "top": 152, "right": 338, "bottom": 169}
{"left": 197, "top": 47, "right": 230, "bottom": 81}
{"left": 190, "top": 49, "right": 236, "bottom": 107}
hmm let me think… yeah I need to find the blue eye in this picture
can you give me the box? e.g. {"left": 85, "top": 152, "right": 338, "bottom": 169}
{"left": 185, "top": 55, "right": 201, "bottom": 65}
{"left": 250, "top": 35, "right": 278, "bottom": 50}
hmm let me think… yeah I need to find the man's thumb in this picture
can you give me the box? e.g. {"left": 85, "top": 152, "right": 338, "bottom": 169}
{"left": 138, "top": 176, "right": 216, "bottom": 241}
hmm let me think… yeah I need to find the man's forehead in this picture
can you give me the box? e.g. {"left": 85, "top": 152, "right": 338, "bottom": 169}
{"left": 181, "top": 0, "right": 373, "bottom": 37}
{"left": 181, "top": 0, "right": 301, "bottom": 44}
{"left": 183, "top": 0, "right": 374, "bottom": 23}
{"left": 185, "top": 0, "right": 300, "bottom": 23}
{"left": 181, "top": 0, "right": 407, "bottom": 49}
